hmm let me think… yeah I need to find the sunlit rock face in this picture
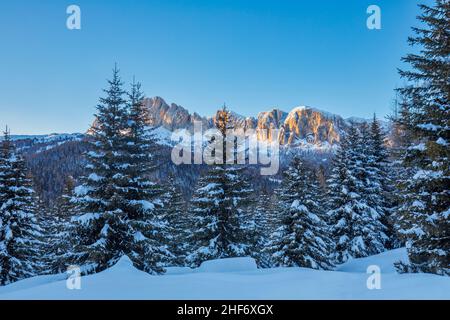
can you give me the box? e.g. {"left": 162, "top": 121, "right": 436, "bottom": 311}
{"left": 253, "top": 109, "right": 288, "bottom": 142}
{"left": 143, "top": 97, "right": 209, "bottom": 131}
{"left": 143, "top": 99, "right": 347, "bottom": 146}
{"left": 209, "top": 107, "right": 345, "bottom": 146}
{"left": 278, "top": 107, "right": 346, "bottom": 146}
{"left": 211, "top": 110, "right": 256, "bottom": 131}
{"left": 90, "top": 96, "right": 348, "bottom": 147}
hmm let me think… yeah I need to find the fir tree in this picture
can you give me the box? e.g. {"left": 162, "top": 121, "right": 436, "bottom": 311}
{"left": 359, "top": 121, "right": 392, "bottom": 247}
{"left": 0, "top": 127, "right": 43, "bottom": 285}
{"left": 368, "top": 115, "right": 397, "bottom": 248}
{"left": 41, "top": 176, "right": 76, "bottom": 274}
{"left": 269, "top": 156, "right": 333, "bottom": 270}
{"left": 71, "top": 65, "right": 136, "bottom": 273}
{"left": 253, "top": 188, "right": 279, "bottom": 268}
{"left": 328, "top": 124, "right": 388, "bottom": 263}
{"left": 72, "top": 70, "right": 171, "bottom": 274}
{"left": 121, "top": 78, "right": 171, "bottom": 273}
{"left": 186, "top": 107, "right": 255, "bottom": 267}
{"left": 160, "top": 174, "right": 189, "bottom": 266}
{"left": 388, "top": 98, "right": 414, "bottom": 249}
{"left": 394, "top": 0, "right": 449, "bottom": 276}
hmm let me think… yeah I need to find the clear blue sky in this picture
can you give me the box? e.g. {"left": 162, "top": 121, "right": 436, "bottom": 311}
{"left": 0, "top": 0, "right": 431, "bottom": 134}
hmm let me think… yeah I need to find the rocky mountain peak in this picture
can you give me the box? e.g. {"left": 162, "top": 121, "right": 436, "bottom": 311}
{"left": 89, "top": 96, "right": 349, "bottom": 148}
{"left": 143, "top": 97, "right": 208, "bottom": 131}
{"left": 279, "top": 106, "right": 346, "bottom": 145}
{"left": 143, "top": 97, "right": 348, "bottom": 146}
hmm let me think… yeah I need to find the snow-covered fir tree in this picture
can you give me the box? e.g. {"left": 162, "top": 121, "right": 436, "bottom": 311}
{"left": 121, "top": 78, "right": 172, "bottom": 273}
{"left": 0, "top": 127, "right": 43, "bottom": 285}
{"left": 268, "top": 156, "right": 333, "bottom": 270}
{"left": 186, "top": 166, "right": 254, "bottom": 267}
{"left": 71, "top": 67, "right": 169, "bottom": 274}
{"left": 254, "top": 187, "right": 281, "bottom": 268}
{"left": 327, "top": 124, "right": 388, "bottom": 263}
{"left": 394, "top": 0, "right": 449, "bottom": 276}
{"left": 388, "top": 98, "right": 415, "bottom": 249}
{"left": 367, "top": 115, "right": 398, "bottom": 248}
{"left": 186, "top": 107, "right": 255, "bottom": 267}
{"left": 41, "top": 176, "right": 75, "bottom": 274}
{"left": 359, "top": 121, "right": 393, "bottom": 247}
{"left": 160, "top": 174, "right": 189, "bottom": 266}
{"left": 71, "top": 65, "right": 131, "bottom": 272}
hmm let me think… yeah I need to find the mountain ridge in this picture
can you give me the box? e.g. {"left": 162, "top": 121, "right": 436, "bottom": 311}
{"left": 141, "top": 96, "right": 351, "bottom": 146}
{"left": 14, "top": 97, "right": 385, "bottom": 148}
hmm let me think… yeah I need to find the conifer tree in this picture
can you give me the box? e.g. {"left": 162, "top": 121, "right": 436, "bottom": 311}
{"left": 186, "top": 107, "right": 254, "bottom": 267}
{"left": 0, "top": 127, "right": 42, "bottom": 285}
{"left": 388, "top": 98, "right": 414, "bottom": 249}
{"left": 72, "top": 69, "right": 170, "bottom": 274}
{"left": 71, "top": 65, "right": 136, "bottom": 273}
{"left": 269, "top": 156, "right": 333, "bottom": 270}
{"left": 394, "top": 0, "right": 449, "bottom": 276}
{"left": 368, "top": 116, "right": 397, "bottom": 248}
{"left": 359, "top": 122, "right": 392, "bottom": 247}
{"left": 328, "top": 124, "right": 388, "bottom": 263}
{"left": 160, "top": 175, "right": 189, "bottom": 266}
{"left": 121, "top": 78, "right": 171, "bottom": 273}
{"left": 42, "top": 176, "right": 76, "bottom": 274}
{"left": 253, "top": 188, "right": 279, "bottom": 268}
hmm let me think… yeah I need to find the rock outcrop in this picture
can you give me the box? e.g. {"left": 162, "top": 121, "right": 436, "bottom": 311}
{"left": 91, "top": 96, "right": 348, "bottom": 147}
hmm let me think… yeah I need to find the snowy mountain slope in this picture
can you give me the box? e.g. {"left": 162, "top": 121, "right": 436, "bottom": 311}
{"left": 6, "top": 133, "right": 84, "bottom": 155}
{"left": 2, "top": 133, "right": 83, "bottom": 142}
{"left": 1, "top": 248, "right": 449, "bottom": 300}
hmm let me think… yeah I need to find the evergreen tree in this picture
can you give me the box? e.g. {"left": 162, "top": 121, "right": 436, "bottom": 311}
{"left": 315, "top": 163, "right": 330, "bottom": 219}
{"left": 359, "top": 121, "right": 392, "bottom": 248}
{"left": 160, "top": 174, "right": 189, "bottom": 266}
{"left": 388, "top": 98, "right": 414, "bottom": 249}
{"left": 328, "top": 124, "right": 388, "bottom": 263}
{"left": 186, "top": 107, "right": 255, "bottom": 267}
{"left": 269, "top": 156, "right": 333, "bottom": 270}
{"left": 368, "top": 115, "right": 397, "bottom": 248}
{"left": 42, "top": 176, "right": 76, "bottom": 274}
{"left": 0, "top": 127, "right": 43, "bottom": 285}
{"left": 72, "top": 69, "right": 170, "bottom": 274}
{"left": 121, "top": 78, "right": 171, "bottom": 273}
{"left": 253, "top": 188, "right": 279, "bottom": 268}
{"left": 394, "top": 0, "right": 449, "bottom": 276}
{"left": 71, "top": 66, "right": 135, "bottom": 272}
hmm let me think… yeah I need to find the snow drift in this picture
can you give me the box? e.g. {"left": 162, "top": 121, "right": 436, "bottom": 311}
{"left": 0, "top": 248, "right": 449, "bottom": 300}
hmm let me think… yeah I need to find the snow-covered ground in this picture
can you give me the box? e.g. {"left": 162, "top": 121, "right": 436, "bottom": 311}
{"left": 0, "top": 248, "right": 449, "bottom": 300}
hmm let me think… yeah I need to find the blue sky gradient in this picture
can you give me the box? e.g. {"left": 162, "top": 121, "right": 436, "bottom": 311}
{"left": 0, "top": 0, "right": 431, "bottom": 134}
